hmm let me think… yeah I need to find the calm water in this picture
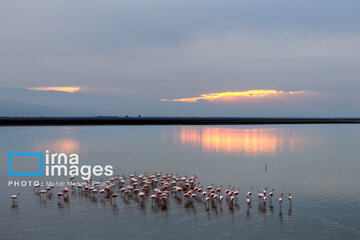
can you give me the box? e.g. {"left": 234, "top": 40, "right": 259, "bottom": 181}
{"left": 0, "top": 125, "right": 359, "bottom": 240}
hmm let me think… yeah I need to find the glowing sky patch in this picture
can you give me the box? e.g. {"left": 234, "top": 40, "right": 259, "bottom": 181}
{"left": 161, "top": 89, "right": 306, "bottom": 103}
{"left": 28, "top": 86, "right": 80, "bottom": 93}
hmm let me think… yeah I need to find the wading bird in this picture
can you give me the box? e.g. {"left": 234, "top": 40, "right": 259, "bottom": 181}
{"left": 279, "top": 193, "right": 283, "bottom": 205}
{"left": 11, "top": 194, "right": 19, "bottom": 205}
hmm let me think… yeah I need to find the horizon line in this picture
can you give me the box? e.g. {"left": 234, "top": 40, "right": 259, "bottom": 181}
{"left": 1, "top": 116, "right": 360, "bottom": 126}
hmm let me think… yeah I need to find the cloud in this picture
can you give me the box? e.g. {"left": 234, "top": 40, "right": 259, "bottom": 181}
{"left": 1, "top": 0, "right": 360, "bottom": 117}
{"left": 28, "top": 86, "right": 80, "bottom": 93}
{"left": 161, "top": 89, "right": 307, "bottom": 103}
{"left": 27, "top": 86, "right": 123, "bottom": 95}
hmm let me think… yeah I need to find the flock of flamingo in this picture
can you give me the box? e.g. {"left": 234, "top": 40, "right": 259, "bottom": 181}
{"left": 11, "top": 172, "right": 293, "bottom": 215}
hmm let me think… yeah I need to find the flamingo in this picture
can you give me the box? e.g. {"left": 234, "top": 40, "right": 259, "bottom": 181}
{"left": 234, "top": 188, "right": 240, "bottom": 196}
{"left": 57, "top": 192, "right": 64, "bottom": 203}
{"left": 62, "top": 188, "right": 70, "bottom": 198}
{"left": 269, "top": 189, "right": 275, "bottom": 199}
{"left": 69, "top": 176, "right": 75, "bottom": 182}
{"left": 262, "top": 196, "right": 267, "bottom": 205}
{"left": 246, "top": 196, "right": 251, "bottom": 206}
{"left": 138, "top": 192, "right": 145, "bottom": 202}
{"left": 49, "top": 183, "right": 55, "bottom": 192}
{"left": 150, "top": 194, "right": 157, "bottom": 203}
{"left": 91, "top": 189, "right": 98, "bottom": 198}
{"left": 279, "top": 193, "right": 284, "bottom": 205}
{"left": 219, "top": 195, "right": 224, "bottom": 205}
{"left": 229, "top": 196, "right": 235, "bottom": 205}
{"left": 34, "top": 182, "right": 41, "bottom": 192}
{"left": 205, "top": 197, "right": 210, "bottom": 207}
{"left": 99, "top": 189, "right": 105, "bottom": 199}
{"left": 225, "top": 185, "right": 231, "bottom": 195}
{"left": 217, "top": 185, "right": 222, "bottom": 195}
{"left": 288, "top": 193, "right": 293, "bottom": 207}
{"left": 247, "top": 187, "right": 253, "bottom": 197}
{"left": 160, "top": 195, "right": 168, "bottom": 206}
{"left": 247, "top": 187, "right": 253, "bottom": 202}
{"left": 288, "top": 193, "right": 293, "bottom": 202}
{"left": 112, "top": 193, "right": 118, "bottom": 204}
{"left": 258, "top": 190, "right": 264, "bottom": 204}
{"left": 39, "top": 189, "right": 47, "bottom": 199}
{"left": 11, "top": 194, "right": 19, "bottom": 205}
{"left": 190, "top": 193, "right": 197, "bottom": 201}
{"left": 262, "top": 187, "right": 268, "bottom": 196}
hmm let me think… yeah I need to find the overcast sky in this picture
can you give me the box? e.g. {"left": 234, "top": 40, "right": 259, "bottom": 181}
{"left": 0, "top": 0, "right": 359, "bottom": 116}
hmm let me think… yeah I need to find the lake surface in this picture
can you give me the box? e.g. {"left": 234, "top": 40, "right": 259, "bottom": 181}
{"left": 0, "top": 125, "right": 359, "bottom": 240}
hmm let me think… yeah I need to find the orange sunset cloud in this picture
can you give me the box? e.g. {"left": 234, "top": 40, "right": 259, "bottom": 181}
{"left": 161, "top": 89, "right": 306, "bottom": 103}
{"left": 28, "top": 86, "right": 80, "bottom": 93}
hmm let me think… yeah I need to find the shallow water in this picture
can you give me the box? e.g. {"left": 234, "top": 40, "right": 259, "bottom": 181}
{"left": 0, "top": 125, "right": 359, "bottom": 240}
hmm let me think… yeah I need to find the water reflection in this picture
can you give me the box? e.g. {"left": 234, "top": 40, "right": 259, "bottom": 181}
{"left": 172, "top": 127, "right": 293, "bottom": 156}
{"left": 34, "top": 138, "right": 80, "bottom": 153}
{"left": 1, "top": 126, "right": 360, "bottom": 240}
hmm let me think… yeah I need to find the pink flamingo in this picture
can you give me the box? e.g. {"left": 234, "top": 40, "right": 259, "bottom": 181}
{"left": 205, "top": 197, "right": 210, "bottom": 207}
{"left": 160, "top": 195, "right": 168, "bottom": 206}
{"left": 39, "top": 189, "right": 47, "bottom": 200}
{"left": 91, "top": 189, "right": 98, "bottom": 198}
{"left": 112, "top": 193, "right": 118, "bottom": 204}
{"left": 69, "top": 176, "right": 75, "bottom": 182}
{"left": 99, "top": 189, "right": 105, "bottom": 199}
{"left": 234, "top": 188, "right": 240, "bottom": 202}
{"left": 262, "top": 187, "right": 268, "bottom": 196}
{"left": 246, "top": 196, "right": 251, "bottom": 206}
{"left": 217, "top": 185, "right": 223, "bottom": 195}
{"left": 138, "top": 192, "right": 145, "bottom": 202}
{"left": 62, "top": 188, "right": 70, "bottom": 198}
{"left": 11, "top": 194, "right": 19, "bottom": 205}
{"left": 247, "top": 187, "right": 253, "bottom": 202}
{"left": 288, "top": 193, "right": 293, "bottom": 207}
{"left": 190, "top": 193, "right": 197, "bottom": 202}
{"left": 219, "top": 195, "right": 224, "bottom": 204}
{"left": 34, "top": 182, "right": 41, "bottom": 192}
{"left": 225, "top": 185, "right": 231, "bottom": 196}
{"left": 279, "top": 193, "right": 284, "bottom": 205}
{"left": 124, "top": 190, "right": 131, "bottom": 198}
{"left": 57, "top": 192, "right": 64, "bottom": 203}
{"left": 269, "top": 189, "right": 274, "bottom": 199}
{"left": 150, "top": 194, "right": 157, "bottom": 203}
{"left": 247, "top": 187, "right": 253, "bottom": 197}
{"left": 49, "top": 183, "right": 55, "bottom": 192}
{"left": 258, "top": 190, "right": 264, "bottom": 205}
{"left": 229, "top": 196, "right": 235, "bottom": 205}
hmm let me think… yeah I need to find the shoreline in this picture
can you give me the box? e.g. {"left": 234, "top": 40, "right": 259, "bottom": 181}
{"left": 1, "top": 117, "right": 360, "bottom": 126}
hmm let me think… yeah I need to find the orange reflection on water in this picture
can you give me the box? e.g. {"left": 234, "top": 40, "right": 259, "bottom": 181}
{"left": 175, "top": 127, "right": 289, "bottom": 156}
{"left": 34, "top": 138, "right": 80, "bottom": 153}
